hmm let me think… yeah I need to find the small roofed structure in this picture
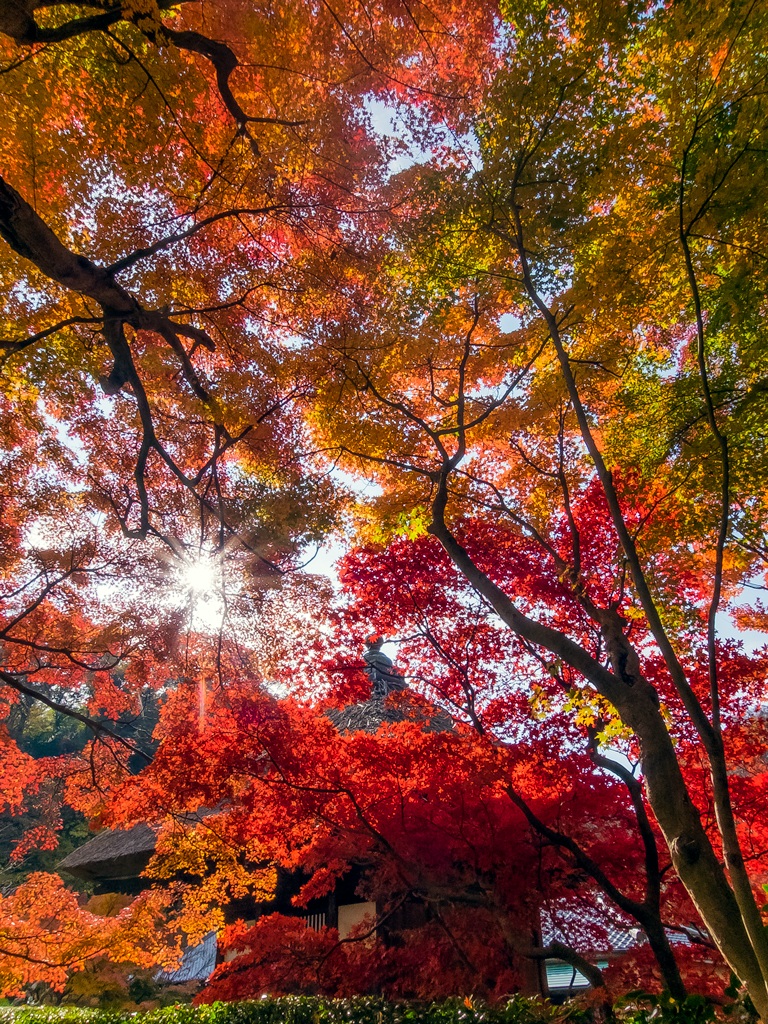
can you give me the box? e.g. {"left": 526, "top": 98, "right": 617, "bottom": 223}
{"left": 328, "top": 637, "right": 453, "bottom": 734}
{"left": 327, "top": 694, "right": 453, "bottom": 734}
{"left": 157, "top": 931, "right": 218, "bottom": 985}
{"left": 362, "top": 637, "right": 407, "bottom": 697}
{"left": 58, "top": 822, "right": 157, "bottom": 892}
{"left": 55, "top": 641, "right": 453, "bottom": 990}
{"left": 58, "top": 820, "right": 217, "bottom": 986}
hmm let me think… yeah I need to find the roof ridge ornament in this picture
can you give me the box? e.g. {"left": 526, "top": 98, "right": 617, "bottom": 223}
{"left": 362, "top": 636, "right": 407, "bottom": 699}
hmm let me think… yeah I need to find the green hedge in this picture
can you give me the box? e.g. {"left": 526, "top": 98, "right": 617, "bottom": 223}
{"left": 0, "top": 997, "right": 584, "bottom": 1024}
{"left": 0, "top": 993, "right": 742, "bottom": 1024}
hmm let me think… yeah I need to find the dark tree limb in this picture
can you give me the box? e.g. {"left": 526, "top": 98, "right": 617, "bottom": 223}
{"left": 426, "top": 472, "right": 764, "bottom": 1007}
{"left": 0, "top": 668, "right": 152, "bottom": 763}
{"left": 0, "top": 173, "right": 294, "bottom": 580}
{"left": 0, "top": 0, "right": 304, "bottom": 148}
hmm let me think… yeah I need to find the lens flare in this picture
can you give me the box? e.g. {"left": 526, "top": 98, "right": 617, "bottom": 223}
{"left": 182, "top": 556, "right": 218, "bottom": 595}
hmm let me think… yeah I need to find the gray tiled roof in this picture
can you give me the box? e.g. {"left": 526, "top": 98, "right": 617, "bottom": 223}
{"left": 157, "top": 932, "right": 217, "bottom": 984}
{"left": 541, "top": 903, "right": 637, "bottom": 953}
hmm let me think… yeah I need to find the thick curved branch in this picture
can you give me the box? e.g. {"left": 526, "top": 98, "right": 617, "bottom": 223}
{"left": 29, "top": 9, "right": 123, "bottom": 42}
{"left": 0, "top": 0, "right": 194, "bottom": 44}
{"left": 0, "top": 668, "right": 152, "bottom": 764}
{"left": 0, "top": 2, "right": 303, "bottom": 148}
{"left": 0, "top": 1, "right": 122, "bottom": 43}
{"left": 426, "top": 473, "right": 764, "bottom": 1000}
{"left": 0, "top": 173, "right": 289, "bottom": 568}
{"left": 678, "top": 133, "right": 768, "bottom": 999}
{"left": 0, "top": 175, "right": 135, "bottom": 312}
{"left": 503, "top": 200, "right": 714, "bottom": 748}
{"left": 504, "top": 782, "right": 645, "bottom": 921}
{"left": 165, "top": 27, "right": 306, "bottom": 144}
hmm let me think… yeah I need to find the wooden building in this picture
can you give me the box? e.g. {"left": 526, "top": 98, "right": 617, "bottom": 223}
{"left": 57, "top": 652, "right": 601, "bottom": 997}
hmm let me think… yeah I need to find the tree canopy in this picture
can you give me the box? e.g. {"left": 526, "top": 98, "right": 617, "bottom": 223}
{"left": 2, "top": 0, "right": 768, "bottom": 1013}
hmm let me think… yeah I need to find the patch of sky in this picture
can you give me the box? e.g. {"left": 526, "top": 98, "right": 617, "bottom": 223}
{"left": 489, "top": 15, "right": 516, "bottom": 57}
{"left": 498, "top": 312, "right": 521, "bottom": 333}
{"left": 216, "top": 275, "right": 240, "bottom": 302}
{"left": 363, "top": 95, "right": 483, "bottom": 179}
{"left": 95, "top": 395, "right": 117, "bottom": 419}
{"left": 39, "top": 399, "right": 87, "bottom": 466}
{"left": 275, "top": 329, "right": 310, "bottom": 350}
{"left": 23, "top": 517, "right": 62, "bottom": 552}
{"left": 364, "top": 95, "right": 422, "bottom": 175}
{"left": 74, "top": 158, "right": 193, "bottom": 269}
{"left": 463, "top": 371, "right": 526, "bottom": 407}
{"left": 300, "top": 537, "right": 344, "bottom": 587}
{"left": 243, "top": 316, "right": 265, "bottom": 338}
{"left": 11, "top": 280, "right": 50, "bottom": 312}
{"left": 717, "top": 587, "right": 767, "bottom": 653}
{"left": 295, "top": 467, "right": 384, "bottom": 589}
{"left": 638, "top": 0, "right": 666, "bottom": 20}
{"left": 328, "top": 465, "right": 384, "bottom": 499}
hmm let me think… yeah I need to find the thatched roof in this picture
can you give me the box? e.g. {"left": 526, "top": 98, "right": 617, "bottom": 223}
{"left": 326, "top": 695, "right": 453, "bottom": 735}
{"left": 58, "top": 822, "right": 157, "bottom": 881}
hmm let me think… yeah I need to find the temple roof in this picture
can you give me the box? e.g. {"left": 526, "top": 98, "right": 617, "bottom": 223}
{"left": 58, "top": 822, "right": 157, "bottom": 880}
{"left": 326, "top": 694, "right": 453, "bottom": 734}
{"left": 59, "top": 651, "right": 449, "bottom": 878}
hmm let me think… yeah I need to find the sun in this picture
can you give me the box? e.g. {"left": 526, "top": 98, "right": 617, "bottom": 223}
{"left": 161, "top": 546, "right": 230, "bottom": 630}
{"left": 181, "top": 555, "right": 219, "bottom": 596}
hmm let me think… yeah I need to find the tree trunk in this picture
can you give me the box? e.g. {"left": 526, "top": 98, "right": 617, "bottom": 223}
{"left": 641, "top": 917, "right": 687, "bottom": 1001}
{"left": 428, "top": 516, "right": 768, "bottom": 1018}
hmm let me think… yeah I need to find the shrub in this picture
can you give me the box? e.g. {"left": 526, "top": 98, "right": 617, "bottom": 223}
{"left": 0, "top": 995, "right": 584, "bottom": 1024}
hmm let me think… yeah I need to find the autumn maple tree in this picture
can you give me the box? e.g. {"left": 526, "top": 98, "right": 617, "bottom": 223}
{"left": 1, "top": 0, "right": 768, "bottom": 1013}
{"left": 0, "top": 0, "right": 500, "bottom": 998}
{"left": 297, "top": 0, "right": 768, "bottom": 1010}
{"left": 98, "top": 654, "right": 738, "bottom": 1004}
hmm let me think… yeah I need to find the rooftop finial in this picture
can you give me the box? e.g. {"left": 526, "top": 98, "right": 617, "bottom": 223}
{"left": 362, "top": 636, "right": 406, "bottom": 698}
